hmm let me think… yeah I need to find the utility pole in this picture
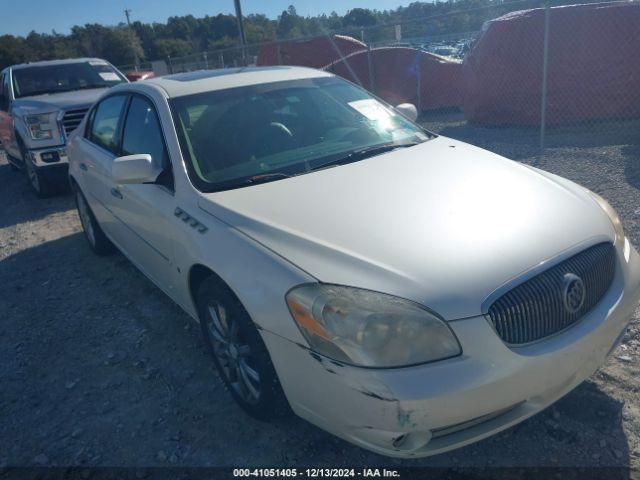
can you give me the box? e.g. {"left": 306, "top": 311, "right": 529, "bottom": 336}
{"left": 233, "top": 0, "right": 247, "bottom": 65}
{"left": 124, "top": 8, "right": 140, "bottom": 71}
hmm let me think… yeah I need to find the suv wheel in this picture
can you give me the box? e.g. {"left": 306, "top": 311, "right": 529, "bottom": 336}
{"left": 7, "top": 157, "right": 19, "bottom": 171}
{"left": 197, "top": 277, "right": 290, "bottom": 421}
{"left": 22, "top": 148, "right": 53, "bottom": 198}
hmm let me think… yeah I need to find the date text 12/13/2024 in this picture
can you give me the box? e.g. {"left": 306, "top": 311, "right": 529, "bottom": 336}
{"left": 233, "top": 469, "right": 400, "bottom": 478}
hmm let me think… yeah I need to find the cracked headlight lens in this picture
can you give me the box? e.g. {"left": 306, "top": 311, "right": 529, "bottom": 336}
{"left": 589, "top": 192, "right": 625, "bottom": 243}
{"left": 286, "top": 284, "right": 461, "bottom": 368}
{"left": 25, "top": 113, "right": 58, "bottom": 140}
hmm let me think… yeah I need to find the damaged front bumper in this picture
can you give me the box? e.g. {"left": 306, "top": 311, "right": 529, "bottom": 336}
{"left": 262, "top": 239, "right": 640, "bottom": 458}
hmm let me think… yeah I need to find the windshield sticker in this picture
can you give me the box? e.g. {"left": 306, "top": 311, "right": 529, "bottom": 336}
{"left": 89, "top": 60, "right": 108, "bottom": 66}
{"left": 348, "top": 99, "right": 392, "bottom": 121}
{"left": 98, "top": 72, "right": 120, "bottom": 81}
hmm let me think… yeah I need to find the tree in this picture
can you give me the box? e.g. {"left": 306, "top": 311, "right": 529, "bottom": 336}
{"left": 327, "top": 11, "right": 343, "bottom": 30}
{"left": 0, "top": 0, "right": 567, "bottom": 70}
{"left": 153, "top": 38, "right": 193, "bottom": 58}
{"left": 0, "top": 35, "right": 28, "bottom": 68}
{"left": 277, "top": 5, "right": 302, "bottom": 39}
{"left": 102, "top": 27, "right": 145, "bottom": 65}
{"left": 343, "top": 8, "right": 378, "bottom": 28}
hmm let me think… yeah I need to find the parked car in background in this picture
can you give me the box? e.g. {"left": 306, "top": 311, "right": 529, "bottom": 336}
{"left": 68, "top": 66, "right": 640, "bottom": 458}
{"left": 0, "top": 58, "right": 127, "bottom": 196}
{"left": 125, "top": 70, "right": 155, "bottom": 82}
{"left": 422, "top": 43, "right": 460, "bottom": 59}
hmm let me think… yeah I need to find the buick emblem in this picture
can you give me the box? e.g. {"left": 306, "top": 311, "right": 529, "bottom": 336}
{"left": 562, "top": 273, "right": 586, "bottom": 314}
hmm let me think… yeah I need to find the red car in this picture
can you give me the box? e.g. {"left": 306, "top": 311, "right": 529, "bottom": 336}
{"left": 125, "top": 70, "right": 155, "bottom": 82}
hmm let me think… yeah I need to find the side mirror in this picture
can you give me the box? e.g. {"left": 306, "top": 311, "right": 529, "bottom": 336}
{"left": 111, "top": 154, "right": 161, "bottom": 184}
{"left": 395, "top": 103, "right": 418, "bottom": 122}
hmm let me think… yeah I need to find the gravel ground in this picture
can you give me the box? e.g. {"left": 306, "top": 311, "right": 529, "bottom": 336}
{"left": 0, "top": 123, "right": 639, "bottom": 473}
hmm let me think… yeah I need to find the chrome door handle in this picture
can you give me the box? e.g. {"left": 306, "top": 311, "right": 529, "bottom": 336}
{"left": 110, "top": 187, "right": 123, "bottom": 199}
{"left": 80, "top": 163, "right": 88, "bottom": 171}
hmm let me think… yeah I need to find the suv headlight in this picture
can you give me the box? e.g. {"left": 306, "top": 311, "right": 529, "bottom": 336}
{"left": 25, "top": 113, "right": 58, "bottom": 140}
{"left": 286, "top": 284, "right": 461, "bottom": 368}
{"left": 589, "top": 192, "right": 625, "bottom": 243}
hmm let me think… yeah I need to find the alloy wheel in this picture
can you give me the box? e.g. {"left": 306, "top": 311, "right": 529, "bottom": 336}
{"left": 206, "top": 302, "right": 261, "bottom": 405}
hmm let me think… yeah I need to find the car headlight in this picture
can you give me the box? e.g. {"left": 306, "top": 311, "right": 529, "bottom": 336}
{"left": 25, "top": 113, "right": 58, "bottom": 140}
{"left": 589, "top": 192, "right": 625, "bottom": 243}
{"left": 286, "top": 284, "right": 461, "bottom": 368}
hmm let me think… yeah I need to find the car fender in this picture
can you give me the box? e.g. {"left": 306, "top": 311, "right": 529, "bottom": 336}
{"left": 170, "top": 194, "right": 316, "bottom": 346}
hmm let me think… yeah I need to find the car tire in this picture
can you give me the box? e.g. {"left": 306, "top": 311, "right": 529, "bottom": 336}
{"left": 5, "top": 151, "right": 23, "bottom": 171}
{"left": 75, "top": 189, "right": 115, "bottom": 255}
{"left": 21, "top": 146, "right": 53, "bottom": 198}
{"left": 197, "top": 276, "right": 290, "bottom": 421}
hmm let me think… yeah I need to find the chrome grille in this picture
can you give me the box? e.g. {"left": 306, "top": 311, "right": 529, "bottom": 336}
{"left": 487, "top": 242, "right": 616, "bottom": 345}
{"left": 61, "top": 108, "right": 89, "bottom": 137}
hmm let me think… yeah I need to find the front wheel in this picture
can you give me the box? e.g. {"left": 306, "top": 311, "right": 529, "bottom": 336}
{"left": 24, "top": 155, "right": 52, "bottom": 198}
{"left": 75, "top": 189, "right": 114, "bottom": 255}
{"left": 197, "top": 277, "right": 290, "bottom": 420}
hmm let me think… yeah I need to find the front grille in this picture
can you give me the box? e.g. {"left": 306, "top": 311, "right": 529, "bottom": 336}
{"left": 61, "top": 108, "right": 89, "bottom": 137}
{"left": 487, "top": 242, "right": 616, "bottom": 345}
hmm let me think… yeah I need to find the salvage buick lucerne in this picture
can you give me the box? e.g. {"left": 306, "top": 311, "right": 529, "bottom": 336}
{"left": 67, "top": 67, "right": 640, "bottom": 458}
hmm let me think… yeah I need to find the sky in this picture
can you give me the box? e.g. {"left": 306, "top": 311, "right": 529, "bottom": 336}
{"left": 2, "top": 0, "right": 416, "bottom": 37}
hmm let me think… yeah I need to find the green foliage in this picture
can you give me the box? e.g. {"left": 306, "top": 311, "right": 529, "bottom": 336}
{"left": 0, "top": 0, "right": 576, "bottom": 70}
{"left": 343, "top": 8, "right": 378, "bottom": 28}
{"left": 154, "top": 38, "right": 194, "bottom": 58}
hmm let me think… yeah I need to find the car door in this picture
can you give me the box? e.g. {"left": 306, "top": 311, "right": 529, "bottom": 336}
{"left": 75, "top": 94, "right": 129, "bottom": 237}
{"left": 107, "top": 94, "right": 178, "bottom": 291}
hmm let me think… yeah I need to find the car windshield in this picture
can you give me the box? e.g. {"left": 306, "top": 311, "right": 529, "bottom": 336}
{"left": 12, "top": 61, "right": 126, "bottom": 98}
{"left": 170, "top": 76, "right": 432, "bottom": 192}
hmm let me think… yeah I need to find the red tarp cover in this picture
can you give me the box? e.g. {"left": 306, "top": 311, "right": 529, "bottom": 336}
{"left": 326, "top": 47, "right": 465, "bottom": 111}
{"left": 463, "top": 2, "right": 640, "bottom": 125}
{"left": 256, "top": 35, "right": 366, "bottom": 69}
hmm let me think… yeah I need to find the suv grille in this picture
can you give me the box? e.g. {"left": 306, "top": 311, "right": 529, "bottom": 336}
{"left": 61, "top": 108, "right": 89, "bottom": 137}
{"left": 487, "top": 242, "right": 616, "bottom": 345}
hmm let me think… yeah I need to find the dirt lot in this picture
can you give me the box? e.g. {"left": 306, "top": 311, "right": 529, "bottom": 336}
{"left": 0, "top": 126, "right": 639, "bottom": 472}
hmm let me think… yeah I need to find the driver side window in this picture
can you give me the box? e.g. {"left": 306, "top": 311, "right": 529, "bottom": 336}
{"left": 89, "top": 95, "right": 127, "bottom": 154}
{"left": 121, "top": 95, "right": 173, "bottom": 190}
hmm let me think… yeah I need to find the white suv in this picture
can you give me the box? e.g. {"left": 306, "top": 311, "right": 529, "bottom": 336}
{"left": 67, "top": 67, "right": 640, "bottom": 458}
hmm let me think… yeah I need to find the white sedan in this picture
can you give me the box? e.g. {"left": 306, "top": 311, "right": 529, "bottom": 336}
{"left": 67, "top": 67, "right": 640, "bottom": 458}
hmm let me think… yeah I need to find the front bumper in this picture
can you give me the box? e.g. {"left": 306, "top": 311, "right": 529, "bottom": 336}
{"left": 29, "top": 146, "right": 68, "bottom": 168}
{"left": 262, "top": 238, "right": 640, "bottom": 458}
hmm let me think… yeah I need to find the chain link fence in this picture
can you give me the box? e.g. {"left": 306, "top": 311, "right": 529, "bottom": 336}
{"left": 118, "top": 0, "right": 640, "bottom": 153}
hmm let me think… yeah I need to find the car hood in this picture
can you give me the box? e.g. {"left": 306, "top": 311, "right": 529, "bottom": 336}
{"left": 12, "top": 88, "right": 107, "bottom": 114}
{"left": 198, "top": 136, "right": 615, "bottom": 320}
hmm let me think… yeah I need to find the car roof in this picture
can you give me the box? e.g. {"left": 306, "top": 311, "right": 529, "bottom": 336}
{"left": 145, "top": 66, "right": 332, "bottom": 98}
{"left": 10, "top": 58, "right": 110, "bottom": 71}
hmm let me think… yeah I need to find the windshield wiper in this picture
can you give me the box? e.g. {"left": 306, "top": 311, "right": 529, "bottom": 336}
{"left": 74, "top": 84, "right": 110, "bottom": 90}
{"left": 19, "top": 85, "right": 108, "bottom": 97}
{"left": 208, "top": 142, "right": 420, "bottom": 192}
{"left": 309, "top": 141, "right": 421, "bottom": 172}
{"left": 51, "top": 85, "right": 110, "bottom": 94}
{"left": 246, "top": 172, "right": 292, "bottom": 184}
{"left": 18, "top": 89, "right": 55, "bottom": 97}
